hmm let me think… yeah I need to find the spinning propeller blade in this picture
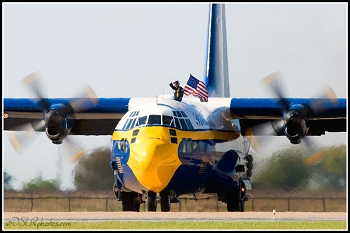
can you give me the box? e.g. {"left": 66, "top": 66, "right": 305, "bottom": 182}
{"left": 244, "top": 71, "right": 340, "bottom": 161}
{"left": 60, "top": 135, "right": 86, "bottom": 163}
{"left": 260, "top": 71, "right": 289, "bottom": 112}
{"left": 8, "top": 71, "right": 98, "bottom": 162}
{"left": 7, "top": 124, "right": 39, "bottom": 153}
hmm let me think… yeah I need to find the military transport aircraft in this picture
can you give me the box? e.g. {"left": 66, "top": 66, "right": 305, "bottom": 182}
{"left": 3, "top": 3, "right": 346, "bottom": 212}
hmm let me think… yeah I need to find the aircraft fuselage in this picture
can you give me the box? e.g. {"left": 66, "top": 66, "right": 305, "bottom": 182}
{"left": 110, "top": 96, "right": 243, "bottom": 196}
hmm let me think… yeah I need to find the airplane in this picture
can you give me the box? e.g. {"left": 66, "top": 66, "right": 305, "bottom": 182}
{"left": 3, "top": 3, "right": 346, "bottom": 212}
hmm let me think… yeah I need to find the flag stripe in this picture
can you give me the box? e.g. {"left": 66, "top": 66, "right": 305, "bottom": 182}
{"left": 183, "top": 74, "right": 208, "bottom": 102}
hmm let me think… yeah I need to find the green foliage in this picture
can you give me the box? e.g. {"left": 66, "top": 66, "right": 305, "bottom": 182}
{"left": 22, "top": 176, "right": 60, "bottom": 191}
{"left": 253, "top": 147, "right": 310, "bottom": 190}
{"left": 307, "top": 145, "right": 346, "bottom": 191}
{"left": 74, "top": 147, "right": 114, "bottom": 191}
{"left": 4, "top": 171, "right": 14, "bottom": 190}
{"left": 252, "top": 144, "right": 346, "bottom": 191}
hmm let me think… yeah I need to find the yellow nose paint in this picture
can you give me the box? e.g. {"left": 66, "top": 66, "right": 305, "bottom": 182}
{"left": 127, "top": 127, "right": 181, "bottom": 193}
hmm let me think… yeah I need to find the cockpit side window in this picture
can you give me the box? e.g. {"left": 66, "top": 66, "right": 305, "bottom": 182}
{"left": 122, "top": 119, "right": 130, "bottom": 130}
{"left": 121, "top": 111, "right": 141, "bottom": 130}
{"left": 162, "top": 115, "right": 173, "bottom": 127}
{"left": 185, "top": 119, "right": 194, "bottom": 129}
{"left": 125, "top": 119, "right": 133, "bottom": 129}
{"left": 179, "top": 118, "right": 189, "bottom": 130}
{"left": 134, "top": 118, "right": 139, "bottom": 127}
{"left": 180, "top": 111, "right": 187, "bottom": 117}
{"left": 129, "top": 110, "right": 139, "bottom": 117}
{"left": 174, "top": 117, "right": 180, "bottom": 129}
{"left": 129, "top": 118, "right": 137, "bottom": 129}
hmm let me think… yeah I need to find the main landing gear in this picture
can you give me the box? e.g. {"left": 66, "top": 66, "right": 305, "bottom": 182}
{"left": 218, "top": 178, "right": 249, "bottom": 212}
{"left": 113, "top": 183, "right": 174, "bottom": 212}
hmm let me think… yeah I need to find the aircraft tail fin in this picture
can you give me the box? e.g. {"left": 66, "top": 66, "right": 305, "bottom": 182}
{"left": 204, "top": 3, "right": 230, "bottom": 98}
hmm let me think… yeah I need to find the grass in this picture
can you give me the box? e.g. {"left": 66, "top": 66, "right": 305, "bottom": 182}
{"left": 4, "top": 220, "right": 346, "bottom": 230}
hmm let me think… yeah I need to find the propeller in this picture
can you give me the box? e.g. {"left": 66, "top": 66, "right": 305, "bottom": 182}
{"left": 244, "top": 71, "right": 340, "bottom": 160}
{"left": 59, "top": 135, "right": 86, "bottom": 163}
{"left": 245, "top": 71, "right": 340, "bottom": 145}
{"left": 7, "top": 71, "right": 98, "bottom": 163}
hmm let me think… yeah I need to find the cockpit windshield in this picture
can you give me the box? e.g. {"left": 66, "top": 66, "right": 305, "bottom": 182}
{"left": 147, "top": 115, "right": 161, "bottom": 125}
{"left": 138, "top": 116, "right": 147, "bottom": 126}
{"left": 122, "top": 110, "right": 193, "bottom": 130}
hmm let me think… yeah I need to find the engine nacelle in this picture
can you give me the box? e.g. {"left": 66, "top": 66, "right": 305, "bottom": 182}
{"left": 44, "top": 109, "right": 69, "bottom": 144}
{"left": 282, "top": 107, "right": 311, "bottom": 144}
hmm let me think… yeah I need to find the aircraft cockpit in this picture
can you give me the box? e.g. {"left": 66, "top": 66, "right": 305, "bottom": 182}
{"left": 120, "top": 110, "right": 195, "bottom": 131}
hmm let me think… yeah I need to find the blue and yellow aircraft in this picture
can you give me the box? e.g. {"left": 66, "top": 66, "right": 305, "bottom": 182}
{"left": 3, "top": 3, "right": 346, "bottom": 212}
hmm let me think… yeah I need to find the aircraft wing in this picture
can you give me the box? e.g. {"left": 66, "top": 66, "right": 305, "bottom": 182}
{"left": 3, "top": 97, "right": 131, "bottom": 135}
{"left": 229, "top": 97, "right": 347, "bottom": 137}
{"left": 4, "top": 96, "right": 346, "bottom": 137}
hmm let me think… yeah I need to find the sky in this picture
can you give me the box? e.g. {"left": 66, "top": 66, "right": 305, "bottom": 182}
{"left": 2, "top": 2, "right": 347, "bottom": 190}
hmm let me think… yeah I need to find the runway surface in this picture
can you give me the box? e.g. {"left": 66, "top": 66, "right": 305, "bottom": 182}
{"left": 4, "top": 212, "right": 346, "bottom": 222}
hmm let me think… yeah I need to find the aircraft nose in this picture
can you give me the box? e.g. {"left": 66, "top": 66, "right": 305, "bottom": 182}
{"left": 128, "top": 138, "right": 181, "bottom": 192}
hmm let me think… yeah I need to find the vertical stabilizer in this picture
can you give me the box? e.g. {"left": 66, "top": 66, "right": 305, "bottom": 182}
{"left": 204, "top": 3, "right": 230, "bottom": 98}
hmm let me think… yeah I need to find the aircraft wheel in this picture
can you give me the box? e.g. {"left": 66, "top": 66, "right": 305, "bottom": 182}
{"left": 160, "top": 190, "right": 170, "bottom": 212}
{"left": 147, "top": 191, "right": 157, "bottom": 211}
{"left": 122, "top": 191, "right": 140, "bottom": 212}
{"left": 226, "top": 189, "right": 245, "bottom": 212}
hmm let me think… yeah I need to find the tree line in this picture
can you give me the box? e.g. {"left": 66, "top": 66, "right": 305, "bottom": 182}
{"left": 4, "top": 144, "right": 346, "bottom": 192}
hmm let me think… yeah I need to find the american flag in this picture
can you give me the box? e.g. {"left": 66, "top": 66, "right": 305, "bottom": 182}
{"left": 184, "top": 74, "right": 209, "bottom": 102}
